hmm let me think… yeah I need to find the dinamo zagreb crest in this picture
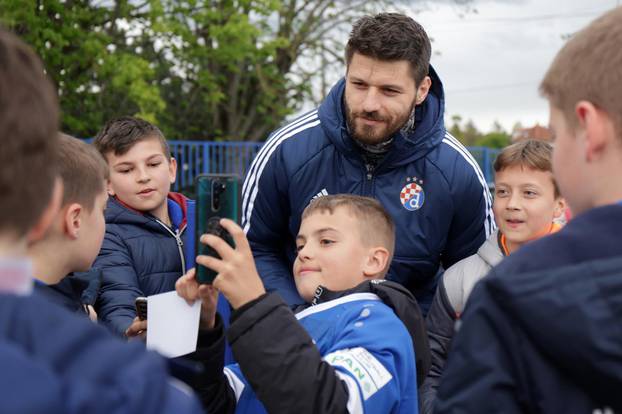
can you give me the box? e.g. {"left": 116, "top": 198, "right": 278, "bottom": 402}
{"left": 400, "top": 182, "right": 425, "bottom": 211}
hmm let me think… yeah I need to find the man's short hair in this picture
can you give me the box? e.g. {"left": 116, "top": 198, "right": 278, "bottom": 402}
{"left": 93, "top": 116, "right": 171, "bottom": 160}
{"left": 345, "top": 13, "right": 431, "bottom": 85}
{"left": 302, "top": 194, "right": 396, "bottom": 261}
{"left": 58, "top": 134, "right": 109, "bottom": 211}
{"left": 0, "top": 28, "right": 59, "bottom": 236}
{"left": 494, "top": 140, "right": 560, "bottom": 198}
{"left": 540, "top": 7, "right": 622, "bottom": 139}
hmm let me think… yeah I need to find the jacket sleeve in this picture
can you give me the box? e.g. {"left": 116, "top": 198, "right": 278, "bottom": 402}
{"left": 420, "top": 276, "right": 457, "bottom": 414}
{"left": 441, "top": 152, "right": 494, "bottom": 269}
{"left": 183, "top": 315, "right": 237, "bottom": 414}
{"left": 434, "top": 277, "right": 525, "bottom": 414}
{"left": 1, "top": 294, "right": 204, "bottom": 414}
{"left": 241, "top": 144, "right": 303, "bottom": 306}
{"left": 94, "top": 229, "right": 143, "bottom": 336}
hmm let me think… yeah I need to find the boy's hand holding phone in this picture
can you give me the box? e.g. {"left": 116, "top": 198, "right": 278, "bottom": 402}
{"left": 197, "top": 218, "right": 266, "bottom": 309}
{"left": 175, "top": 268, "right": 219, "bottom": 329}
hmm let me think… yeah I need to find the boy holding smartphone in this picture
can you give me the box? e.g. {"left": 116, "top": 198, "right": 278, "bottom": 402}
{"left": 177, "top": 194, "right": 429, "bottom": 413}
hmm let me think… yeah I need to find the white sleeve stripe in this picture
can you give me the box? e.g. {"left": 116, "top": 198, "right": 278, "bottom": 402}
{"left": 242, "top": 119, "right": 321, "bottom": 234}
{"left": 442, "top": 136, "right": 495, "bottom": 237}
{"left": 223, "top": 367, "right": 245, "bottom": 403}
{"left": 241, "top": 111, "right": 319, "bottom": 228}
{"left": 334, "top": 371, "right": 364, "bottom": 414}
{"left": 241, "top": 110, "right": 318, "bottom": 200}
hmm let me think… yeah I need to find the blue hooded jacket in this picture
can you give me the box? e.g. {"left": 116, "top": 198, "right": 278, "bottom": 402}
{"left": 94, "top": 193, "right": 196, "bottom": 336}
{"left": 241, "top": 67, "right": 494, "bottom": 307}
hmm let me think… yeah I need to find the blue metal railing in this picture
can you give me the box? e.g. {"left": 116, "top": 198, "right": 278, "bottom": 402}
{"left": 169, "top": 141, "right": 500, "bottom": 192}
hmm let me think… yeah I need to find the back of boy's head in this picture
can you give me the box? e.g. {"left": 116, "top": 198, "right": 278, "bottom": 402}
{"left": 0, "top": 28, "right": 59, "bottom": 237}
{"left": 302, "top": 194, "right": 396, "bottom": 259}
{"left": 540, "top": 7, "right": 622, "bottom": 139}
{"left": 58, "top": 134, "right": 109, "bottom": 211}
{"left": 494, "top": 140, "right": 560, "bottom": 197}
{"left": 93, "top": 116, "right": 170, "bottom": 160}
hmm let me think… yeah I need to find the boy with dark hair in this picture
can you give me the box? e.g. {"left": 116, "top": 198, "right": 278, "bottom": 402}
{"left": 241, "top": 12, "right": 493, "bottom": 314}
{"left": 0, "top": 28, "right": 203, "bottom": 413}
{"left": 93, "top": 116, "right": 195, "bottom": 336}
{"left": 177, "top": 194, "right": 429, "bottom": 414}
{"left": 30, "top": 134, "right": 110, "bottom": 319}
{"left": 420, "top": 140, "right": 565, "bottom": 413}
{"left": 436, "top": 7, "right": 622, "bottom": 413}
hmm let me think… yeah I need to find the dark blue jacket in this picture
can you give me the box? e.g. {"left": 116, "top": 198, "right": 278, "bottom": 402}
{"left": 95, "top": 193, "right": 196, "bottom": 336}
{"left": 241, "top": 67, "right": 494, "bottom": 307}
{"left": 34, "top": 268, "right": 102, "bottom": 316}
{"left": 0, "top": 291, "right": 203, "bottom": 414}
{"left": 436, "top": 204, "right": 622, "bottom": 413}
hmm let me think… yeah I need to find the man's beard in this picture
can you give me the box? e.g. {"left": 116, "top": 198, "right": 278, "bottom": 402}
{"left": 345, "top": 99, "right": 416, "bottom": 145}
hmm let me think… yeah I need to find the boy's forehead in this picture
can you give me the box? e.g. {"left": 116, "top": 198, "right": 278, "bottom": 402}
{"left": 495, "top": 165, "right": 556, "bottom": 188}
{"left": 107, "top": 137, "right": 168, "bottom": 163}
{"left": 299, "top": 205, "right": 362, "bottom": 233}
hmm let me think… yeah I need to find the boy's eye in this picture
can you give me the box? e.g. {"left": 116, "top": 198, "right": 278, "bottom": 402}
{"left": 319, "top": 239, "right": 334, "bottom": 246}
{"left": 148, "top": 162, "right": 161, "bottom": 167}
{"left": 296, "top": 244, "right": 304, "bottom": 253}
{"left": 524, "top": 190, "right": 538, "bottom": 197}
{"left": 117, "top": 169, "right": 131, "bottom": 174}
{"left": 495, "top": 189, "right": 508, "bottom": 197}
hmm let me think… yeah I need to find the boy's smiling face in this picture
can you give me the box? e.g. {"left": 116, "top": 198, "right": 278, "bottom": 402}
{"left": 106, "top": 137, "right": 176, "bottom": 221}
{"left": 293, "top": 206, "right": 378, "bottom": 302}
{"left": 493, "top": 165, "right": 564, "bottom": 253}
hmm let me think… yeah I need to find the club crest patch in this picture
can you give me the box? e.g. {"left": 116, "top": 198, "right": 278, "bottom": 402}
{"left": 400, "top": 182, "right": 425, "bottom": 211}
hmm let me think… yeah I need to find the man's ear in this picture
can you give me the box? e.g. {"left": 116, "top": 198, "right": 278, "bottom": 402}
{"left": 362, "top": 247, "right": 391, "bottom": 278}
{"left": 168, "top": 157, "right": 178, "bottom": 185}
{"left": 27, "top": 177, "right": 63, "bottom": 243}
{"left": 415, "top": 76, "right": 432, "bottom": 105}
{"left": 63, "top": 203, "right": 83, "bottom": 240}
{"left": 575, "top": 100, "right": 612, "bottom": 163}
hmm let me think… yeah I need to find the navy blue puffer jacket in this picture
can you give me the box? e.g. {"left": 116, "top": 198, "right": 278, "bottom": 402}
{"left": 94, "top": 193, "right": 195, "bottom": 336}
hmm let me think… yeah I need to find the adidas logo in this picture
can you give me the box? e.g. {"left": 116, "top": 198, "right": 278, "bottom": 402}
{"left": 312, "top": 188, "right": 329, "bottom": 200}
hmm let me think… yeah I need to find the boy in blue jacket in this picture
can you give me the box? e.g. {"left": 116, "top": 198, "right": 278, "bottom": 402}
{"left": 92, "top": 117, "right": 195, "bottom": 337}
{"left": 0, "top": 28, "right": 203, "bottom": 414}
{"left": 177, "top": 194, "right": 429, "bottom": 414}
{"left": 29, "top": 134, "right": 110, "bottom": 320}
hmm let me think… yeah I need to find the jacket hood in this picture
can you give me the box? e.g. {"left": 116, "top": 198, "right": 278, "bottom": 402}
{"left": 477, "top": 230, "right": 504, "bottom": 268}
{"left": 317, "top": 64, "right": 446, "bottom": 168}
{"left": 487, "top": 243, "right": 622, "bottom": 403}
{"left": 306, "top": 280, "right": 430, "bottom": 387}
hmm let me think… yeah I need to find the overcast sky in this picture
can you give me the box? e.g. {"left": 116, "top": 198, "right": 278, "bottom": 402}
{"left": 417, "top": 0, "right": 620, "bottom": 132}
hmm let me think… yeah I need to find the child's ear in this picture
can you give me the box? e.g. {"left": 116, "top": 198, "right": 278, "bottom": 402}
{"left": 575, "top": 100, "right": 611, "bottom": 162}
{"left": 168, "top": 157, "right": 177, "bottom": 184}
{"left": 553, "top": 197, "right": 566, "bottom": 219}
{"left": 362, "top": 247, "right": 391, "bottom": 278}
{"left": 63, "top": 203, "right": 83, "bottom": 240}
{"left": 106, "top": 179, "right": 115, "bottom": 197}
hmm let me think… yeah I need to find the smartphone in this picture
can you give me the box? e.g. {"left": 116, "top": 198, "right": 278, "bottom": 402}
{"left": 135, "top": 296, "right": 148, "bottom": 321}
{"left": 195, "top": 174, "right": 240, "bottom": 284}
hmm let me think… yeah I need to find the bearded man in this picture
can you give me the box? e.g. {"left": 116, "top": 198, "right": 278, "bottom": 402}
{"left": 241, "top": 13, "right": 493, "bottom": 314}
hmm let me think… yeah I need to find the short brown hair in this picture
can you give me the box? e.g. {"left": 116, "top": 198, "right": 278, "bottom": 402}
{"left": 93, "top": 116, "right": 170, "bottom": 160}
{"left": 58, "top": 134, "right": 109, "bottom": 211}
{"left": 494, "top": 140, "right": 560, "bottom": 197}
{"left": 0, "top": 28, "right": 59, "bottom": 236}
{"left": 345, "top": 13, "right": 431, "bottom": 85}
{"left": 302, "top": 194, "right": 395, "bottom": 269}
{"left": 540, "top": 7, "right": 622, "bottom": 138}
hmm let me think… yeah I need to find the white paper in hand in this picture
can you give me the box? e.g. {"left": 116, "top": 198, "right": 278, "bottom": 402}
{"left": 146, "top": 290, "right": 201, "bottom": 358}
